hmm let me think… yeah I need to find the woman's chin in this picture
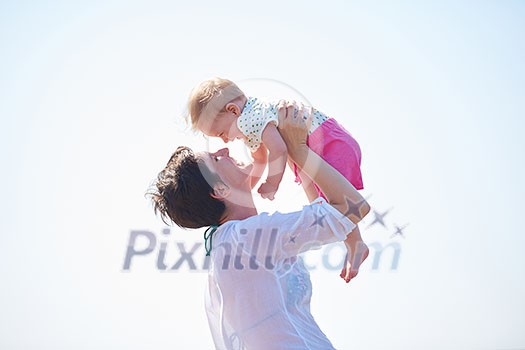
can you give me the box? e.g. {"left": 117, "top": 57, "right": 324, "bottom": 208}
{"left": 239, "top": 162, "right": 253, "bottom": 173}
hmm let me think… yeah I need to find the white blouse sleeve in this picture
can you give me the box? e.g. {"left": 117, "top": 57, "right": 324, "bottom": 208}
{"left": 275, "top": 197, "right": 356, "bottom": 260}
{"left": 233, "top": 197, "right": 356, "bottom": 266}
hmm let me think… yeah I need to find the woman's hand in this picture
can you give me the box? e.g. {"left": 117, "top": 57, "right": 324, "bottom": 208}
{"left": 276, "top": 101, "right": 312, "bottom": 159}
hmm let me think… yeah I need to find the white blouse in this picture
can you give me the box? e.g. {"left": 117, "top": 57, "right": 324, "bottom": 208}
{"left": 205, "top": 198, "right": 356, "bottom": 349}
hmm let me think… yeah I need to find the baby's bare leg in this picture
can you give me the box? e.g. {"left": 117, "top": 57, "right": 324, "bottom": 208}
{"left": 341, "top": 225, "right": 369, "bottom": 283}
{"left": 294, "top": 158, "right": 368, "bottom": 283}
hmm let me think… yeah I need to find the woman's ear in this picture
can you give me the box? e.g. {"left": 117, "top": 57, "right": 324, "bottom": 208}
{"left": 210, "top": 181, "right": 231, "bottom": 200}
{"left": 225, "top": 102, "right": 241, "bottom": 116}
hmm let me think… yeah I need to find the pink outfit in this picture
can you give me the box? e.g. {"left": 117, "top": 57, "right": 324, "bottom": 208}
{"left": 294, "top": 118, "right": 364, "bottom": 199}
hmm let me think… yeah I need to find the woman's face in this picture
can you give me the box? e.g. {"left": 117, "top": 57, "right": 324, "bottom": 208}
{"left": 199, "top": 148, "right": 253, "bottom": 190}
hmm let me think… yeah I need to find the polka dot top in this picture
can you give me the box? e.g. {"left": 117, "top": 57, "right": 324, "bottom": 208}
{"left": 237, "top": 97, "right": 329, "bottom": 152}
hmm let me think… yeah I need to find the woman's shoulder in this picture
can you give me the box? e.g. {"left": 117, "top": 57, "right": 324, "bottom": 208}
{"left": 219, "top": 200, "right": 332, "bottom": 239}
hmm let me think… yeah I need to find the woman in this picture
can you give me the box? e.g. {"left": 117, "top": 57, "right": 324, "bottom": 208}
{"left": 150, "top": 102, "right": 370, "bottom": 349}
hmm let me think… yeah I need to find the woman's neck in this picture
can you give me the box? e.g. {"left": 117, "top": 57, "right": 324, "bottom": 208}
{"left": 220, "top": 200, "right": 258, "bottom": 223}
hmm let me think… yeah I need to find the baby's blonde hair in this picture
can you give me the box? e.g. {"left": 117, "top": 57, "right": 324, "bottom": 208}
{"left": 187, "top": 77, "right": 245, "bottom": 130}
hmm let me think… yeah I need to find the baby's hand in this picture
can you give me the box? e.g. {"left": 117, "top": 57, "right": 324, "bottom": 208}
{"left": 257, "top": 181, "right": 279, "bottom": 200}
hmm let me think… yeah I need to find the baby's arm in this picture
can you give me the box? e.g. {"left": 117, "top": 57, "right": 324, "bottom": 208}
{"left": 249, "top": 143, "right": 268, "bottom": 189}
{"left": 257, "top": 123, "right": 287, "bottom": 200}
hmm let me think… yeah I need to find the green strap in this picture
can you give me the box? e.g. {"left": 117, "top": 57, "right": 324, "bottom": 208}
{"left": 204, "top": 225, "right": 220, "bottom": 256}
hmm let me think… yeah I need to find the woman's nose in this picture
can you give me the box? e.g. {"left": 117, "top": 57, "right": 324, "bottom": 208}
{"left": 217, "top": 148, "right": 229, "bottom": 156}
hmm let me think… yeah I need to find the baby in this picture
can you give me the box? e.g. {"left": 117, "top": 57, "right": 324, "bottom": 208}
{"left": 187, "top": 77, "right": 369, "bottom": 282}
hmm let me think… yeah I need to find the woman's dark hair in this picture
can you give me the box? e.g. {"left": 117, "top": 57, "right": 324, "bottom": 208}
{"left": 147, "top": 146, "right": 226, "bottom": 228}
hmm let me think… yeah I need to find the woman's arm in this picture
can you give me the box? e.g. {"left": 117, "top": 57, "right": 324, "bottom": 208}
{"left": 287, "top": 158, "right": 319, "bottom": 202}
{"left": 277, "top": 102, "right": 370, "bottom": 224}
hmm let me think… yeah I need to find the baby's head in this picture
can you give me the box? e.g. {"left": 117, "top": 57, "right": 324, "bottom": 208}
{"left": 187, "top": 77, "right": 246, "bottom": 142}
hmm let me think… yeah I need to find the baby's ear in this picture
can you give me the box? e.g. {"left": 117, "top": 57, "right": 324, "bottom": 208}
{"left": 225, "top": 102, "right": 241, "bottom": 116}
{"left": 211, "top": 181, "right": 231, "bottom": 200}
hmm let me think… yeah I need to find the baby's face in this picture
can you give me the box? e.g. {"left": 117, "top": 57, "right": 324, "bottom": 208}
{"left": 198, "top": 111, "right": 243, "bottom": 143}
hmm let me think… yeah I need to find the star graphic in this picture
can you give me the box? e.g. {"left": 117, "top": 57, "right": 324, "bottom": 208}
{"left": 390, "top": 223, "right": 409, "bottom": 239}
{"left": 342, "top": 195, "right": 371, "bottom": 221}
{"left": 310, "top": 213, "right": 327, "bottom": 228}
{"left": 366, "top": 207, "right": 393, "bottom": 230}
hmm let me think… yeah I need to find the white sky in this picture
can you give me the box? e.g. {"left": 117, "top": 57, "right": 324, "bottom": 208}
{"left": 1, "top": 1, "right": 524, "bottom": 349}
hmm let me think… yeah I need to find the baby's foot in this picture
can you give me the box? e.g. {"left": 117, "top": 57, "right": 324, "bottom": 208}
{"left": 340, "top": 241, "right": 369, "bottom": 283}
